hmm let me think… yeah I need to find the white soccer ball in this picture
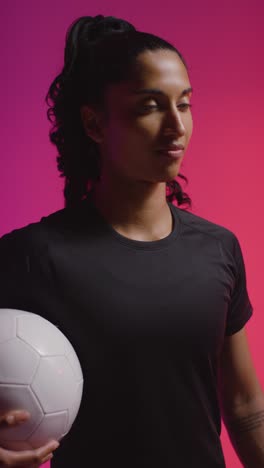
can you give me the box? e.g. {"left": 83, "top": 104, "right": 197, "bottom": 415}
{"left": 0, "top": 308, "right": 83, "bottom": 451}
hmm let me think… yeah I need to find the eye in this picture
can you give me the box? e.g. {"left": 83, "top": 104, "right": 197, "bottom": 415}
{"left": 141, "top": 102, "right": 159, "bottom": 111}
{"left": 139, "top": 101, "right": 192, "bottom": 114}
{"left": 178, "top": 103, "right": 192, "bottom": 112}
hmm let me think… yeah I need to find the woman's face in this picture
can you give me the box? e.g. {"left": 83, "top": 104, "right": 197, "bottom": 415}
{"left": 87, "top": 49, "right": 193, "bottom": 184}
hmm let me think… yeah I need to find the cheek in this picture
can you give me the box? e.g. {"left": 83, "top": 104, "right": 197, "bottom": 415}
{"left": 189, "top": 113, "right": 194, "bottom": 129}
{"left": 102, "top": 111, "right": 161, "bottom": 161}
{"left": 102, "top": 123, "right": 139, "bottom": 167}
{"left": 111, "top": 121, "right": 150, "bottom": 152}
{"left": 185, "top": 114, "right": 193, "bottom": 141}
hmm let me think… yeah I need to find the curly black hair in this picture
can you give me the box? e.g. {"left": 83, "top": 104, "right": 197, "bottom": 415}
{"left": 45, "top": 15, "right": 192, "bottom": 209}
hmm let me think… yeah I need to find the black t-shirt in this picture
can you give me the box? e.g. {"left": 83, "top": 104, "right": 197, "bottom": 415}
{"left": 0, "top": 198, "right": 253, "bottom": 467}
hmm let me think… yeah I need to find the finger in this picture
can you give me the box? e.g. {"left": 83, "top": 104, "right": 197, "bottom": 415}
{"left": 0, "top": 440, "right": 59, "bottom": 466}
{"left": 0, "top": 410, "right": 30, "bottom": 426}
{"left": 34, "top": 440, "right": 60, "bottom": 458}
{"left": 40, "top": 452, "right": 54, "bottom": 464}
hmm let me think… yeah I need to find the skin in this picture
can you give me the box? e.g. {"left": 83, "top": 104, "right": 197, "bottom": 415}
{"left": 81, "top": 49, "right": 193, "bottom": 241}
{"left": 82, "top": 49, "right": 264, "bottom": 468}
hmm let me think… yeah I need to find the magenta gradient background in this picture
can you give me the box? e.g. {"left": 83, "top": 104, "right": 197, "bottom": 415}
{"left": 1, "top": 1, "right": 263, "bottom": 467}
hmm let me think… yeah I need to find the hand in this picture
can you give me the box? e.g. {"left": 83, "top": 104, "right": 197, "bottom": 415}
{"left": 0, "top": 410, "right": 59, "bottom": 467}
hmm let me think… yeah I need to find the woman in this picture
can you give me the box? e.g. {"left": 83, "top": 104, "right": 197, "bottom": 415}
{"left": 0, "top": 14, "right": 261, "bottom": 468}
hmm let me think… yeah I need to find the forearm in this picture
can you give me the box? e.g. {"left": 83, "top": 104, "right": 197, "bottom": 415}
{"left": 222, "top": 393, "right": 264, "bottom": 468}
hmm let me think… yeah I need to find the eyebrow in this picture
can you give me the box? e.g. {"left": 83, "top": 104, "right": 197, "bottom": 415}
{"left": 132, "top": 87, "right": 193, "bottom": 97}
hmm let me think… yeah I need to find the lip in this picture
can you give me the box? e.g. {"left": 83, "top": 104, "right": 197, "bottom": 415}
{"left": 158, "top": 144, "right": 185, "bottom": 151}
{"left": 157, "top": 148, "right": 184, "bottom": 159}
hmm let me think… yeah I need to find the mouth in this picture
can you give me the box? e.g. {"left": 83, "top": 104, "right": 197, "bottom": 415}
{"left": 158, "top": 143, "right": 185, "bottom": 151}
{"left": 156, "top": 148, "right": 184, "bottom": 159}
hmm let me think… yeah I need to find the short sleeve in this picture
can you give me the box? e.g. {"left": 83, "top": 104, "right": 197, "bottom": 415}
{"left": 0, "top": 231, "right": 31, "bottom": 311}
{"left": 0, "top": 228, "right": 56, "bottom": 324}
{"left": 225, "top": 235, "right": 253, "bottom": 336}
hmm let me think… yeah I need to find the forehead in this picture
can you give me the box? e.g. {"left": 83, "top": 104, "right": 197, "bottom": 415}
{"left": 107, "top": 49, "right": 191, "bottom": 100}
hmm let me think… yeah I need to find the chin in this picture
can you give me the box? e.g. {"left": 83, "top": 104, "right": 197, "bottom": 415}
{"left": 159, "top": 171, "right": 181, "bottom": 183}
{"left": 139, "top": 169, "right": 181, "bottom": 184}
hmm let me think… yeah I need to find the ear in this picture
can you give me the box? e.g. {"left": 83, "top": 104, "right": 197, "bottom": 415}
{"left": 80, "top": 105, "right": 104, "bottom": 144}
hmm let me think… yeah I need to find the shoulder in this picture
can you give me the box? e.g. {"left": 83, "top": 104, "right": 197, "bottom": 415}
{"left": 173, "top": 205, "right": 242, "bottom": 262}
{"left": 0, "top": 206, "right": 70, "bottom": 254}
{"left": 0, "top": 198, "right": 96, "bottom": 260}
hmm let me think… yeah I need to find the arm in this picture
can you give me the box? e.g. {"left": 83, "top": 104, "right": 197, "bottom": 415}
{"left": 218, "top": 326, "right": 264, "bottom": 468}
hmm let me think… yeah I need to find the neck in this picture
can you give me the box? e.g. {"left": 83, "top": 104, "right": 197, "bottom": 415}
{"left": 91, "top": 175, "right": 173, "bottom": 241}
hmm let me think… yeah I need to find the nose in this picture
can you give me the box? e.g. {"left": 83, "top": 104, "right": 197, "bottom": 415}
{"left": 163, "top": 107, "right": 186, "bottom": 136}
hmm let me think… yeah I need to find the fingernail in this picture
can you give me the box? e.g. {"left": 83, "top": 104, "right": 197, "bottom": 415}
{"left": 19, "top": 412, "right": 30, "bottom": 421}
{"left": 6, "top": 415, "right": 15, "bottom": 424}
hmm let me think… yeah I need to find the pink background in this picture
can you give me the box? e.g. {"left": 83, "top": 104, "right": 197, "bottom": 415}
{"left": 1, "top": 1, "right": 263, "bottom": 467}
